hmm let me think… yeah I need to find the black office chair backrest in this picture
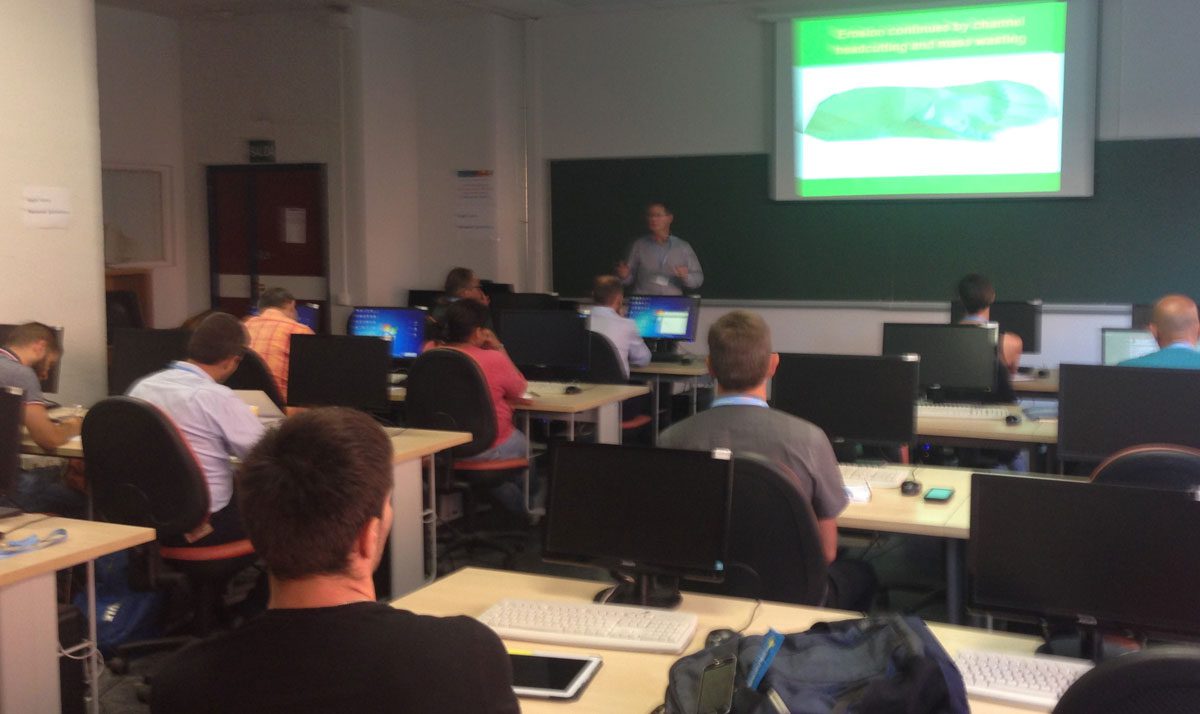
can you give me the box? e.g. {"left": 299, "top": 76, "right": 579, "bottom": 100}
{"left": 225, "top": 349, "right": 286, "bottom": 411}
{"left": 405, "top": 348, "right": 496, "bottom": 459}
{"left": 1053, "top": 647, "right": 1200, "bottom": 714}
{"left": 82, "top": 397, "right": 209, "bottom": 537}
{"left": 0, "top": 387, "right": 22, "bottom": 498}
{"left": 583, "top": 331, "right": 628, "bottom": 385}
{"left": 1090, "top": 444, "right": 1200, "bottom": 492}
{"left": 685, "top": 453, "right": 828, "bottom": 606}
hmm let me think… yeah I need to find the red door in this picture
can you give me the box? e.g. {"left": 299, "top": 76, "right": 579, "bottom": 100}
{"left": 207, "top": 164, "right": 329, "bottom": 330}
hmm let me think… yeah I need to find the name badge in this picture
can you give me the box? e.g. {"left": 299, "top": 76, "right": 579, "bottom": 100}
{"left": 653, "top": 275, "right": 670, "bottom": 287}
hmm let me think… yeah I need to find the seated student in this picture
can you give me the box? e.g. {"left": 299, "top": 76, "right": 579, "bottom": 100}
{"left": 440, "top": 299, "right": 531, "bottom": 513}
{"left": 128, "top": 313, "right": 264, "bottom": 546}
{"left": 588, "top": 275, "right": 651, "bottom": 378}
{"left": 0, "top": 323, "right": 84, "bottom": 515}
{"left": 244, "top": 286, "right": 315, "bottom": 402}
{"left": 659, "top": 310, "right": 876, "bottom": 612}
{"left": 957, "top": 273, "right": 1022, "bottom": 376}
{"left": 150, "top": 408, "right": 519, "bottom": 714}
{"left": 1118, "top": 294, "right": 1200, "bottom": 369}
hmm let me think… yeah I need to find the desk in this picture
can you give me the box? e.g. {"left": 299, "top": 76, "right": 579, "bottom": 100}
{"left": 917, "top": 404, "right": 1058, "bottom": 469}
{"left": 391, "top": 567, "right": 1046, "bottom": 714}
{"left": 1012, "top": 369, "right": 1059, "bottom": 398}
{"left": 0, "top": 516, "right": 155, "bottom": 714}
{"left": 630, "top": 361, "right": 710, "bottom": 441}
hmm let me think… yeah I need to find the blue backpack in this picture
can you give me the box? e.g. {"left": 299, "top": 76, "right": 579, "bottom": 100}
{"left": 662, "top": 615, "right": 969, "bottom": 714}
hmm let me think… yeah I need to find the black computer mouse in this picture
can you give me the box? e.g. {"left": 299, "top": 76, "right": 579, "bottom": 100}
{"left": 564, "top": 385, "right": 582, "bottom": 395}
{"left": 900, "top": 479, "right": 922, "bottom": 496}
{"left": 1005, "top": 414, "right": 1022, "bottom": 426}
{"left": 705, "top": 628, "right": 738, "bottom": 649}
{"left": 1037, "top": 369, "right": 1051, "bottom": 378}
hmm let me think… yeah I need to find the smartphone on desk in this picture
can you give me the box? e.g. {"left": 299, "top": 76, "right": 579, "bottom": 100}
{"left": 923, "top": 487, "right": 955, "bottom": 503}
{"left": 509, "top": 651, "right": 602, "bottom": 700}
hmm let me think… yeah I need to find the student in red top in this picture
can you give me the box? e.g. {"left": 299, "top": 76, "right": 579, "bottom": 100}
{"left": 440, "top": 299, "right": 530, "bottom": 513}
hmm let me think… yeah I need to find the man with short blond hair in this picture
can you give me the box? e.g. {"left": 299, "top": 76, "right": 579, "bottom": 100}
{"left": 589, "top": 275, "right": 650, "bottom": 378}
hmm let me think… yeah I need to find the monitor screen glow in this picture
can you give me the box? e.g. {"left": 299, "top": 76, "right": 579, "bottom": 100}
{"left": 347, "top": 307, "right": 426, "bottom": 360}
{"left": 625, "top": 295, "right": 700, "bottom": 342}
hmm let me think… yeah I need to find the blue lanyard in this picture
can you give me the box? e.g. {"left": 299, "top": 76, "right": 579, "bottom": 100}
{"left": 711, "top": 395, "right": 769, "bottom": 408}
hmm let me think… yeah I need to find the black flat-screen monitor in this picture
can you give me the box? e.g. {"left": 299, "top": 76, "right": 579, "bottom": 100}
{"left": 489, "top": 292, "right": 561, "bottom": 312}
{"left": 407, "top": 289, "right": 442, "bottom": 311}
{"left": 109, "top": 328, "right": 190, "bottom": 395}
{"left": 288, "top": 334, "right": 390, "bottom": 410}
{"left": 1132, "top": 304, "right": 1154, "bottom": 330}
{"left": 772, "top": 353, "right": 919, "bottom": 446}
{"left": 1058, "top": 364, "right": 1200, "bottom": 463}
{"left": 970, "top": 473, "right": 1200, "bottom": 641}
{"left": 1101, "top": 328, "right": 1157, "bottom": 365}
{"left": 626, "top": 295, "right": 701, "bottom": 342}
{"left": 0, "top": 324, "right": 65, "bottom": 394}
{"left": 346, "top": 307, "right": 426, "bottom": 361}
{"left": 545, "top": 442, "right": 733, "bottom": 607}
{"left": 495, "top": 309, "right": 590, "bottom": 378}
{"left": 882, "top": 323, "right": 998, "bottom": 395}
{"left": 950, "top": 300, "right": 1042, "bottom": 354}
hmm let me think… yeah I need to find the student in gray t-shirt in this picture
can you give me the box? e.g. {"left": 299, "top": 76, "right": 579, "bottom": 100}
{"left": 660, "top": 310, "right": 875, "bottom": 611}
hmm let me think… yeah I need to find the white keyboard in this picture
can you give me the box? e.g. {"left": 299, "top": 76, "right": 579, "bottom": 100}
{"left": 917, "top": 402, "right": 1011, "bottom": 421}
{"left": 955, "top": 648, "right": 1093, "bottom": 709}
{"left": 838, "top": 464, "right": 911, "bottom": 489}
{"left": 478, "top": 598, "right": 698, "bottom": 654}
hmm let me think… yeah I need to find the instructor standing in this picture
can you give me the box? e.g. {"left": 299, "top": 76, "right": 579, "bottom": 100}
{"left": 616, "top": 201, "right": 703, "bottom": 295}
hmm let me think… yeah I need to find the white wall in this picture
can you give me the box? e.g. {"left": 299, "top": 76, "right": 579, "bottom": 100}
{"left": 0, "top": 0, "right": 106, "bottom": 404}
{"left": 95, "top": 4, "right": 187, "bottom": 327}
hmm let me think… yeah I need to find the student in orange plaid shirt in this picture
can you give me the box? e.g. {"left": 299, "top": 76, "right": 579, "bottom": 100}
{"left": 245, "top": 287, "right": 314, "bottom": 403}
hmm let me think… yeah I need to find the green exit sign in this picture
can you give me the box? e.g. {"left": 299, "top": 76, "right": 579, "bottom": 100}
{"left": 248, "top": 139, "right": 275, "bottom": 163}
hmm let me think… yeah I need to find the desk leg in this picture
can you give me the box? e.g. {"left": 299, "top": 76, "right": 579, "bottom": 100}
{"left": 946, "top": 539, "right": 963, "bottom": 625}
{"left": 651, "top": 376, "right": 661, "bottom": 446}
{"left": 690, "top": 377, "right": 698, "bottom": 415}
{"left": 390, "top": 457, "right": 425, "bottom": 598}
{"left": 424, "top": 457, "right": 437, "bottom": 583}
{"left": 597, "top": 403, "right": 620, "bottom": 445}
{"left": 0, "top": 573, "right": 61, "bottom": 714}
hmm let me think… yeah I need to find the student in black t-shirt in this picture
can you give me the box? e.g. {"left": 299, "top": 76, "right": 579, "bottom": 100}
{"left": 151, "top": 408, "right": 519, "bottom": 714}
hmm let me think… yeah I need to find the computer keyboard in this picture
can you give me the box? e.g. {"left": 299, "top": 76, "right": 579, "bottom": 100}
{"left": 917, "top": 402, "right": 1011, "bottom": 421}
{"left": 955, "top": 648, "right": 1093, "bottom": 709}
{"left": 838, "top": 464, "right": 911, "bottom": 489}
{"left": 478, "top": 598, "right": 698, "bottom": 654}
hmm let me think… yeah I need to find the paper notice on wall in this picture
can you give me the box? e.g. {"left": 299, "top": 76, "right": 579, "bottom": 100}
{"left": 283, "top": 207, "right": 306, "bottom": 244}
{"left": 454, "top": 170, "right": 496, "bottom": 241}
{"left": 22, "top": 187, "right": 72, "bottom": 229}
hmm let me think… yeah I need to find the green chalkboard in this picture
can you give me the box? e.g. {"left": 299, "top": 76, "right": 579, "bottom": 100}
{"left": 550, "top": 139, "right": 1200, "bottom": 304}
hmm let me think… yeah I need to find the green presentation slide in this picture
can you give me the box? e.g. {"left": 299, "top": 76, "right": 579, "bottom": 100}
{"left": 794, "top": 2, "right": 1068, "bottom": 198}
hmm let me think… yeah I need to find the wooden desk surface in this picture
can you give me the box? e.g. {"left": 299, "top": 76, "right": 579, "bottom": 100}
{"left": 917, "top": 404, "right": 1058, "bottom": 445}
{"left": 20, "top": 433, "right": 83, "bottom": 459}
{"left": 630, "top": 361, "right": 709, "bottom": 378}
{"left": 1012, "top": 368, "right": 1059, "bottom": 395}
{"left": 839, "top": 466, "right": 973, "bottom": 539}
{"left": 391, "top": 567, "right": 1045, "bottom": 714}
{"left": 0, "top": 516, "right": 155, "bottom": 588}
{"left": 390, "top": 382, "right": 650, "bottom": 414}
{"left": 387, "top": 428, "right": 471, "bottom": 462}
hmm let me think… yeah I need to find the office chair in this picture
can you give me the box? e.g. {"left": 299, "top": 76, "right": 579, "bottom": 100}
{"left": 683, "top": 453, "right": 829, "bottom": 606}
{"left": 1090, "top": 443, "right": 1200, "bottom": 492}
{"left": 82, "top": 397, "right": 257, "bottom": 645}
{"left": 405, "top": 348, "right": 531, "bottom": 568}
{"left": 225, "top": 348, "right": 286, "bottom": 411}
{"left": 585, "top": 331, "right": 652, "bottom": 435}
{"left": 0, "top": 387, "right": 22, "bottom": 514}
{"left": 1052, "top": 647, "right": 1200, "bottom": 714}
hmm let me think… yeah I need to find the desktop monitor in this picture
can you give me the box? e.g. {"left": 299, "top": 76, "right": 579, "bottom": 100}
{"left": 772, "top": 353, "right": 919, "bottom": 446}
{"left": 346, "top": 307, "right": 426, "bottom": 361}
{"left": 0, "top": 324, "right": 65, "bottom": 394}
{"left": 287, "top": 334, "right": 391, "bottom": 411}
{"left": 109, "top": 328, "right": 190, "bottom": 395}
{"left": 1101, "top": 328, "right": 1157, "bottom": 365}
{"left": 950, "top": 300, "right": 1043, "bottom": 354}
{"left": 544, "top": 441, "right": 733, "bottom": 608}
{"left": 489, "top": 292, "right": 561, "bottom": 312}
{"left": 970, "top": 473, "right": 1200, "bottom": 643}
{"left": 625, "top": 295, "right": 701, "bottom": 342}
{"left": 494, "top": 309, "right": 590, "bottom": 379}
{"left": 407, "top": 289, "right": 442, "bottom": 311}
{"left": 881, "top": 323, "right": 998, "bottom": 396}
{"left": 1058, "top": 364, "right": 1200, "bottom": 463}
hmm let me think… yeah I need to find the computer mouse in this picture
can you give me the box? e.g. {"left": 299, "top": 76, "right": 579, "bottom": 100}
{"left": 564, "top": 385, "right": 582, "bottom": 395}
{"left": 900, "top": 479, "right": 922, "bottom": 496}
{"left": 1005, "top": 414, "right": 1022, "bottom": 426}
{"left": 1037, "top": 369, "right": 1050, "bottom": 378}
{"left": 705, "top": 628, "right": 738, "bottom": 649}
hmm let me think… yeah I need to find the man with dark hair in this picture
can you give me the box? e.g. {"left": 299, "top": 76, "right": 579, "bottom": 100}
{"left": 1119, "top": 294, "right": 1200, "bottom": 369}
{"left": 431, "top": 267, "right": 491, "bottom": 332}
{"left": 616, "top": 201, "right": 704, "bottom": 295}
{"left": 0, "top": 322, "right": 84, "bottom": 514}
{"left": 129, "top": 313, "right": 264, "bottom": 545}
{"left": 150, "top": 408, "right": 519, "bottom": 714}
{"left": 245, "top": 286, "right": 315, "bottom": 402}
{"left": 957, "top": 273, "right": 1022, "bottom": 373}
{"left": 589, "top": 275, "right": 650, "bottom": 378}
{"left": 660, "top": 310, "right": 875, "bottom": 611}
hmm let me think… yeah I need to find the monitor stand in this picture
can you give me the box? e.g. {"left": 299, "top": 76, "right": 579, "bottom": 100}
{"left": 648, "top": 339, "right": 685, "bottom": 364}
{"left": 594, "top": 572, "right": 682, "bottom": 609}
{"left": 1036, "top": 626, "right": 1139, "bottom": 664}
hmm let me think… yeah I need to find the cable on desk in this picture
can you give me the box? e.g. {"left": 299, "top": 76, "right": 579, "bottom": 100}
{"left": 0, "top": 513, "right": 54, "bottom": 539}
{"left": 736, "top": 599, "right": 763, "bottom": 634}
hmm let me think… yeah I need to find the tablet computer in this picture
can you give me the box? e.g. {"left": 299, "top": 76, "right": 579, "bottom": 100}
{"left": 509, "top": 651, "right": 602, "bottom": 700}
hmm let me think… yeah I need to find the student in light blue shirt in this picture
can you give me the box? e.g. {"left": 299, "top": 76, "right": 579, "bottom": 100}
{"left": 588, "top": 275, "right": 651, "bottom": 378}
{"left": 1118, "top": 294, "right": 1200, "bottom": 369}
